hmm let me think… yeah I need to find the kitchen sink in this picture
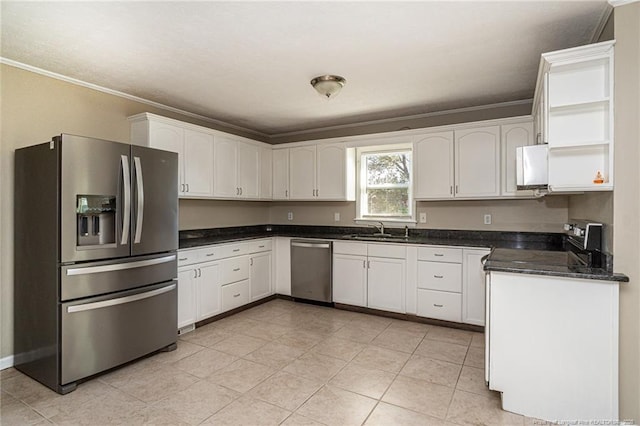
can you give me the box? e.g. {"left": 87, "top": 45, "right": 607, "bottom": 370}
{"left": 343, "top": 234, "right": 409, "bottom": 241}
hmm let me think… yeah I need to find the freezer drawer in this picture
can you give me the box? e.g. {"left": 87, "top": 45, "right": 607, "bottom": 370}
{"left": 61, "top": 253, "right": 177, "bottom": 301}
{"left": 61, "top": 281, "right": 177, "bottom": 385}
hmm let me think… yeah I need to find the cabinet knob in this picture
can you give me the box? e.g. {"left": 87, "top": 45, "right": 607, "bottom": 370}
{"left": 233, "top": 267, "right": 240, "bottom": 272}
{"left": 434, "top": 275, "right": 444, "bottom": 279}
{"left": 233, "top": 293, "right": 241, "bottom": 298}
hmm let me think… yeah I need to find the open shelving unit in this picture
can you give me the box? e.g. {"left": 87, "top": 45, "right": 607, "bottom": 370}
{"left": 535, "top": 40, "right": 615, "bottom": 192}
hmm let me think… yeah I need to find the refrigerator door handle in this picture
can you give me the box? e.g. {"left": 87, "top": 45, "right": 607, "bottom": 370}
{"left": 66, "top": 283, "right": 176, "bottom": 313}
{"left": 133, "top": 156, "right": 144, "bottom": 244}
{"left": 65, "top": 254, "right": 176, "bottom": 276}
{"left": 121, "top": 155, "right": 131, "bottom": 245}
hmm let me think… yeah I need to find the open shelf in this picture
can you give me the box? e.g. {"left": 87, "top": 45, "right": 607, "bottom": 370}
{"left": 548, "top": 101, "right": 609, "bottom": 148}
{"left": 548, "top": 58, "right": 610, "bottom": 106}
{"left": 548, "top": 140, "right": 610, "bottom": 150}
{"left": 548, "top": 144, "right": 611, "bottom": 190}
{"left": 549, "top": 98, "right": 609, "bottom": 111}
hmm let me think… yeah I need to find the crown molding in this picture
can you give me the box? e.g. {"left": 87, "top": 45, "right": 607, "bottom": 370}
{"left": 268, "top": 99, "right": 533, "bottom": 139}
{"left": 0, "top": 57, "right": 269, "bottom": 140}
{"left": 590, "top": 4, "right": 614, "bottom": 43}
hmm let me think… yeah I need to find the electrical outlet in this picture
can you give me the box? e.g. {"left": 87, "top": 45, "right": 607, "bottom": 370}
{"left": 484, "top": 214, "right": 492, "bottom": 225}
{"left": 419, "top": 212, "right": 427, "bottom": 223}
{"left": 334, "top": 212, "right": 340, "bottom": 222}
{"left": 287, "top": 212, "right": 293, "bottom": 221}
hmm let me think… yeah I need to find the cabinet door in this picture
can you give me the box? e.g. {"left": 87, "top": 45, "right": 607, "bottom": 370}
{"left": 148, "top": 121, "right": 185, "bottom": 195}
{"left": 272, "top": 149, "right": 289, "bottom": 200}
{"left": 368, "top": 257, "right": 405, "bottom": 313}
{"left": 414, "top": 132, "right": 454, "bottom": 199}
{"left": 260, "top": 147, "right": 273, "bottom": 199}
{"left": 455, "top": 126, "right": 501, "bottom": 198}
{"left": 333, "top": 254, "right": 367, "bottom": 307}
{"left": 237, "top": 142, "right": 260, "bottom": 198}
{"left": 213, "top": 136, "right": 238, "bottom": 198}
{"left": 250, "top": 252, "right": 272, "bottom": 301}
{"left": 197, "top": 262, "right": 221, "bottom": 320}
{"left": 501, "top": 122, "right": 534, "bottom": 197}
{"left": 177, "top": 268, "right": 196, "bottom": 329}
{"left": 462, "top": 249, "right": 490, "bottom": 326}
{"left": 289, "top": 146, "right": 316, "bottom": 200}
{"left": 183, "top": 129, "right": 214, "bottom": 197}
{"left": 316, "top": 144, "right": 346, "bottom": 200}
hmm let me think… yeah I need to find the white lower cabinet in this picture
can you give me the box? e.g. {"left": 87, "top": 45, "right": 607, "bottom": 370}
{"left": 333, "top": 242, "right": 406, "bottom": 313}
{"left": 462, "top": 248, "right": 490, "bottom": 326}
{"left": 177, "top": 239, "right": 273, "bottom": 329}
{"left": 417, "top": 289, "right": 462, "bottom": 322}
{"left": 333, "top": 254, "right": 367, "bottom": 307}
{"left": 367, "top": 257, "right": 405, "bottom": 313}
{"left": 177, "top": 268, "right": 197, "bottom": 329}
{"left": 250, "top": 251, "right": 272, "bottom": 301}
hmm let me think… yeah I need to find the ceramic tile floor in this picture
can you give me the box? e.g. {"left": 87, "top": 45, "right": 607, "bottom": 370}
{"left": 0, "top": 299, "right": 552, "bottom": 425}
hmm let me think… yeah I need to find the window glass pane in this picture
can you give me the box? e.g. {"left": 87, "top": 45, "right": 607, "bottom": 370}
{"left": 366, "top": 188, "right": 410, "bottom": 216}
{"left": 366, "top": 152, "right": 411, "bottom": 186}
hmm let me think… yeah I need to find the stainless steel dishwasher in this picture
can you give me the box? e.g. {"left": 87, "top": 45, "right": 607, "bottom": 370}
{"left": 291, "top": 240, "right": 332, "bottom": 303}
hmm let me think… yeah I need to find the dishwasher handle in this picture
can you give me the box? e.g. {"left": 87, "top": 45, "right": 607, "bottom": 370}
{"left": 291, "top": 242, "right": 331, "bottom": 249}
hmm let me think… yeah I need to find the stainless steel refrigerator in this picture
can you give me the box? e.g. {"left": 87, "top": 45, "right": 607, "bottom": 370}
{"left": 14, "top": 134, "right": 179, "bottom": 394}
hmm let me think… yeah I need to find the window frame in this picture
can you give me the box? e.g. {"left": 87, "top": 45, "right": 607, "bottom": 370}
{"left": 355, "top": 143, "right": 416, "bottom": 225}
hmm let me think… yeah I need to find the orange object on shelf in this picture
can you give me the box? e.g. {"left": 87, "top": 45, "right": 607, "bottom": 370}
{"left": 593, "top": 171, "right": 605, "bottom": 184}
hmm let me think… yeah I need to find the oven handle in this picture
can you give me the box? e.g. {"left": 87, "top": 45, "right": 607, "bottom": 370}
{"left": 67, "top": 283, "right": 176, "bottom": 313}
{"left": 65, "top": 254, "right": 176, "bottom": 276}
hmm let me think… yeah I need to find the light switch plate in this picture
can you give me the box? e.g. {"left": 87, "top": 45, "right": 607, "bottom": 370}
{"left": 419, "top": 212, "right": 427, "bottom": 223}
{"left": 484, "top": 214, "right": 492, "bottom": 225}
{"left": 334, "top": 212, "right": 340, "bottom": 222}
{"left": 287, "top": 212, "right": 293, "bottom": 221}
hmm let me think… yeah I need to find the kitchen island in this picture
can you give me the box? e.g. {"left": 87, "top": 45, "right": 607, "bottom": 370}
{"left": 484, "top": 248, "right": 628, "bottom": 423}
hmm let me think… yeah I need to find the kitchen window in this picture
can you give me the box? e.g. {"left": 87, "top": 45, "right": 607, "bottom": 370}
{"left": 356, "top": 145, "right": 414, "bottom": 223}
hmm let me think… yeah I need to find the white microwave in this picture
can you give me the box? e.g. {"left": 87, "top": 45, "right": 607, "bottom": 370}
{"left": 516, "top": 145, "right": 548, "bottom": 190}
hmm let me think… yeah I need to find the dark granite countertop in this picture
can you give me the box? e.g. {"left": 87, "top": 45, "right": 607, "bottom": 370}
{"left": 179, "top": 224, "right": 564, "bottom": 251}
{"left": 484, "top": 248, "right": 628, "bottom": 282}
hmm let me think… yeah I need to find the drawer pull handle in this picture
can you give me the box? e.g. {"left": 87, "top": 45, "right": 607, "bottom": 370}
{"left": 258, "top": 245, "right": 265, "bottom": 248}
{"left": 233, "top": 293, "right": 241, "bottom": 298}
{"left": 434, "top": 275, "right": 444, "bottom": 279}
{"left": 434, "top": 254, "right": 444, "bottom": 257}
{"left": 206, "top": 253, "right": 215, "bottom": 257}
{"left": 233, "top": 249, "right": 240, "bottom": 252}
{"left": 233, "top": 268, "right": 240, "bottom": 272}
{"left": 433, "top": 304, "right": 444, "bottom": 308}
{"left": 178, "top": 257, "right": 187, "bottom": 261}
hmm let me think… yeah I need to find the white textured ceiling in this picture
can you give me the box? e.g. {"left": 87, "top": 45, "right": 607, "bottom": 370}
{"left": 1, "top": 1, "right": 610, "bottom": 137}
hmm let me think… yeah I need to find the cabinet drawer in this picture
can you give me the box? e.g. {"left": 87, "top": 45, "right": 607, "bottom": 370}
{"left": 219, "top": 256, "right": 249, "bottom": 284}
{"left": 177, "top": 248, "right": 204, "bottom": 267}
{"left": 248, "top": 239, "right": 272, "bottom": 253}
{"left": 417, "top": 289, "right": 462, "bottom": 322}
{"left": 418, "top": 247, "right": 462, "bottom": 263}
{"left": 333, "top": 241, "right": 367, "bottom": 256}
{"left": 221, "top": 279, "right": 250, "bottom": 311}
{"left": 418, "top": 261, "right": 462, "bottom": 292}
{"left": 218, "top": 242, "right": 248, "bottom": 259}
{"left": 368, "top": 244, "right": 406, "bottom": 259}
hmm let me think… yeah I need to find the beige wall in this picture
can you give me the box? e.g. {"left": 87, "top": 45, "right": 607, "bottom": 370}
{"left": 179, "top": 200, "right": 270, "bottom": 230}
{"left": 270, "top": 198, "right": 568, "bottom": 233}
{"left": 613, "top": 2, "right": 640, "bottom": 421}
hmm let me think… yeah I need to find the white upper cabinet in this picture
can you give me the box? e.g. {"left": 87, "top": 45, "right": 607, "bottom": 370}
{"left": 139, "top": 118, "right": 214, "bottom": 198}
{"left": 455, "top": 126, "right": 501, "bottom": 198}
{"left": 501, "top": 120, "right": 534, "bottom": 197}
{"left": 316, "top": 144, "right": 347, "bottom": 199}
{"left": 213, "top": 136, "right": 239, "bottom": 198}
{"left": 214, "top": 137, "right": 262, "bottom": 199}
{"left": 237, "top": 142, "right": 260, "bottom": 199}
{"left": 260, "top": 147, "right": 273, "bottom": 199}
{"left": 535, "top": 41, "right": 615, "bottom": 192}
{"left": 289, "top": 145, "right": 316, "bottom": 200}
{"left": 288, "top": 143, "right": 351, "bottom": 201}
{"left": 272, "top": 149, "right": 290, "bottom": 200}
{"left": 414, "top": 131, "right": 454, "bottom": 199}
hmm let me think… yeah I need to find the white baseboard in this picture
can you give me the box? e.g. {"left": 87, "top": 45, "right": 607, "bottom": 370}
{"left": 0, "top": 354, "right": 15, "bottom": 370}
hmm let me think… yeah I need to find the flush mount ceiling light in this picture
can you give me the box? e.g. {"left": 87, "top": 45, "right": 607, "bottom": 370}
{"left": 310, "top": 75, "right": 346, "bottom": 99}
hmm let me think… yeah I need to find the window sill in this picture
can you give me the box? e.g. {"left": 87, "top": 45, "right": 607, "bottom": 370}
{"left": 354, "top": 218, "right": 418, "bottom": 228}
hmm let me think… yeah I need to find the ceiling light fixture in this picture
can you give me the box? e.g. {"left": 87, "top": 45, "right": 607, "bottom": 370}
{"left": 310, "top": 75, "right": 346, "bottom": 99}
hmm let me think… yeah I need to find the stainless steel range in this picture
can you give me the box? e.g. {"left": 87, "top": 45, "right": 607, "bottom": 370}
{"left": 14, "top": 134, "right": 179, "bottom": 394}
{"left": 564, "top": 219, "right": 605, "bottom": 269}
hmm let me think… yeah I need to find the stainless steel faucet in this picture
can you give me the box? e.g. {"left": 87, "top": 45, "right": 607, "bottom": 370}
{"left": 374, "top": 221, "right": 385, "bottom": 235}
